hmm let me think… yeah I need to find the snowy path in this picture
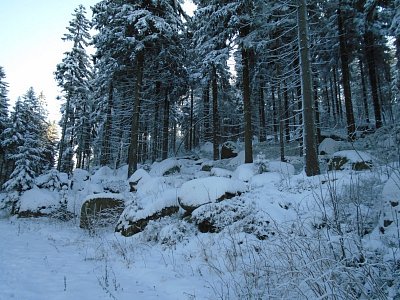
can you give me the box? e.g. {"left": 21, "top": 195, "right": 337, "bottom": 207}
{"left": 0, "top": 218, "right": 207, "bottom": 300}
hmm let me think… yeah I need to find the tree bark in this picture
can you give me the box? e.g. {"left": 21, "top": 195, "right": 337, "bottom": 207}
{"left": 297, "top": 0, "right": 320, "bottom": 176}
{"left": 162, "top": 87, "right": 170, "bottom": 160}
{"left": 128, "top": 52, "right": 144, "bottom": 178}
{"left": 338, "top": 1, "right": 356, "bottom": 140}
{"left": 212, "top": 65, "right": 219, "bottom": 160}
{"left": 258, "top": 83, "right": 266, "bottom": 142}
{"left": 100, "top": 82, "right": 113, "bottom": 166}
{"left": 240, "top": 25, "right": 253, "bottom": 164}
{"left": 359, "top": 57, "right": 370, "bottom": 124}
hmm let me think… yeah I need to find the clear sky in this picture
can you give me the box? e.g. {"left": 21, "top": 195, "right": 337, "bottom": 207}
{"left": 0, "top": 0, "right": 196, "bottom": 123}
{"left": 0, "top": 0, "right": 100, "bottom": 122}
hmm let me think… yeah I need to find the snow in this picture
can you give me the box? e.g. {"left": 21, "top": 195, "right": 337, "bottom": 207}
{"left": 178, "top": 176, "right": 247, "bottom": 208}
{"left": 332, "top": 150, "right": 373, "bottom": 163}
{"left": 149, "top": 158, "right": 180, "bottom": 176}
{"left": 382, "top": 170, "right": 400, "bottom": 201}
{"left": 318, "top": 137, "right": 341, "bottom": 155}
{"left": 232, "top": 163, "right": 258, "bottom": 181}
{"left": 128, "top": 168, "right": 151, "bottom": 184}
{"left": 210, "top": 167, "right": 233, "bottom": 178}
{"left": 125, "top": 189, "right": 178, "bottom": 222}
{"left": 266, "top": 161, "right": 295, "bottom": 176}
{"left": 84, "top": 193, "right": 126, "bottom": 201}
{"left": 1, "top": 138, "right": 399, "bottom": 299}
{"left": 19, "top": 188, "right": 60, "bottom": 212}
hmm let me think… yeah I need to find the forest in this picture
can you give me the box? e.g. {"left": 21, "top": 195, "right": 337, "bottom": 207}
{"left": 0, "top": 0, "right": 399, "bottom": 299}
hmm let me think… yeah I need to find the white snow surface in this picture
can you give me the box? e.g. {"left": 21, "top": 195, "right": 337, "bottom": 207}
{"left": 84, "top": 193, "right": 126, "bottom": 201}
{"left": 149, "top": 158, "right": 180, "bottom": 176}
{"left": 128, "top": 168, "right": 151, "bottom": 184}
{"left": 318, "top": 137, "right": 342, "bottom": 155}
{"left": 267, "top": 161, "right": 295, "bottom": 176}
{"left": 332, "top": 150, "right": 373, "bottom": 163}
{"left": 1, "top": 148, "right": 399, "bottom": 299}
{"left": 232, "top": 163, "right": 258, "bottom": 182}
{"left": 178, "top": 176, "right": 247, "bottom": 208}
{"left": 19, "top": 188, "right": 60, "bottom": 212}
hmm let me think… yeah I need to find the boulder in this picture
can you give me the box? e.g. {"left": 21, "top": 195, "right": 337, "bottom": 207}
{"left": 149, "top": 158, "right": 181, "bottom": 176}
{"left": 128, "top": 169, "right": 151, "bottom": 192}
{"left": 220, "top": 141, "right": 238, "bottom": 159}
{"left": 80, "top": 194, "right": 125, "bottom": 229}
{"left": 178, "top": 177, "right": 247, "bottom": 213}
{"left": 115, "top": 189, "right": 180, "bottom": 237}
{"left": 116, "top": 205, "right": 179, "bottom": 237}
{"left": 18, "top": 188, "right": 61, "bottom": 218}
{"left": 328, "top": 150, "right": 373, "bottom": 171}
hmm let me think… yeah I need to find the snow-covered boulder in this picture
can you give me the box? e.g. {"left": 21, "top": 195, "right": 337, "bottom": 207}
{"left": 190, "top": 199, "right": 274, "bottom": 239}
{"left": 220, "top": 141, "right": 238, "bottom": 159}
{"left": 210, "top": 167, "right": 233, "bottom": 178}
{"left": 80, "top": 193, "right": 125, "bottom": 229}
{"left": 266, "top": 161, "right": 295, "bottom": 176}
{"left": 200, "top": 160, "right": 214, "bottom": 171}
{"left": 115, "top": 189, "right": 179, "bottom": 237}
{"left": 379, "top": 170, "right": 400, "bottom": 235}
{"left": 91, "top": 166, "right": 114, "bottom": 184}
{"left": 178, "top": 177, "right": 247, "bottom": 213}
{"left": 232, "top": 163, "right": 258, "bottom": 182}
{"left": 228, "top": 150, "right": 245, "bottom": 167}
{"left": 136, "top": 177, "right": 171, "bottom": 198}
{"left": 318, "top": 138, "right": 341, "bottom": 155}
{"left": 18, "top": 188, "right": 61, "bottom": 218}
{"left": 128, "top": 169, "right": 151, "bottom": 191}
{"left": 328, "top": 150, "right": 374, "bottom": 171}
{"left": 149, "top": 158, "right": 181, "bottom": 176}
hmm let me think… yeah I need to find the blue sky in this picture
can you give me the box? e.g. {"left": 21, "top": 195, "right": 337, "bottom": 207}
{"left": 0, "top": 0, "right": 100, "bottom": 121}
{"left": 0, "top": 0, "right": 195, "bottom": 122}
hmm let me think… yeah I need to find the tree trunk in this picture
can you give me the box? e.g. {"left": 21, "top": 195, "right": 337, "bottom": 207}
{"left": 297, "top": 0, "right": 320, "bottom": 176}
{"left": 152, "top": 81, "right": 161, "bottom": 162}
{"left": 338, "top": 1, "right": 356, "bottom": 140}
{"left": 359, "top": 57, "right": 370, "bottom": 124}
{"left": 212, "top": 65, "right": 219, "bottom": 160}
{"left": 283, "top": 81, "right": 290, "bottom": 142}
{"left": 271, "top": 84, "right": 278, "bottom": 142}
{"left": 128, "top": 52, "right": 144, "bottom": 178}
{"left": 100, "top": 82, "right": 113, "bottom": 166}
{"left": 364, "top": 13, "right": 382, "bottom": 128}
{"left": 240, "top": 25, "right": 253, "bottom": 164}
{"left": 203, "top": 84, "right": 211, "bottom": 142}
{"left": 258, "top": 84, "right": 266, "bottom": 142}
{"left": 162, "top": 87, "right": 170, "bottom": 160}
{"left": 189, "top": 87, "right": 194, "bottom": 150}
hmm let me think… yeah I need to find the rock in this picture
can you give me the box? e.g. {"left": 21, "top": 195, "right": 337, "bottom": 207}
{"left": 128, "top": 169, "right": 151, "bottom": 192}
{"left": 200, "top": 161, "right": 214, "bottom": 171}
{"left": 17, "top": 188, "right": 61, "bottom": 218}
{"left": 178, "top": 177, "right": 247, "bottom": 213}
{"left": 149, "top": 158, "right": 181, "bottom": 176}
{"left": 115, "top": 205, "right": 179, "bottom": 237}
{"left": 221, "top": 141, "right": 238, "bottom": 159}
{"left": 328, "top": 150, "right": 373, "bottom": 171}
{"left": 318, "top": 138, "right": 341, "bottom": 155}
{"left": 80, "top": 194, "right": 125, "bottom": 229}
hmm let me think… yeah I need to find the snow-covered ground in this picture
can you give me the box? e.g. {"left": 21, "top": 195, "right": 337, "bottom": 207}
{"left": 1, "top": 135, "right": 400, "bottom": 299}
{"left": 0, "top": 218, "right": 209, "bottom": 300}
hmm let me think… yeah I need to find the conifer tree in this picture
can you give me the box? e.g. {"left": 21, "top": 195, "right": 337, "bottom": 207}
{"left": 55, "top": 4, "right": 92, "bottom": 173}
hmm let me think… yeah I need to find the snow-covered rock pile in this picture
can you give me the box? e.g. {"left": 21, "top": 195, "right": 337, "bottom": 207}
{"left": 328, "top": 150, "right": 374, "bottom": 171}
